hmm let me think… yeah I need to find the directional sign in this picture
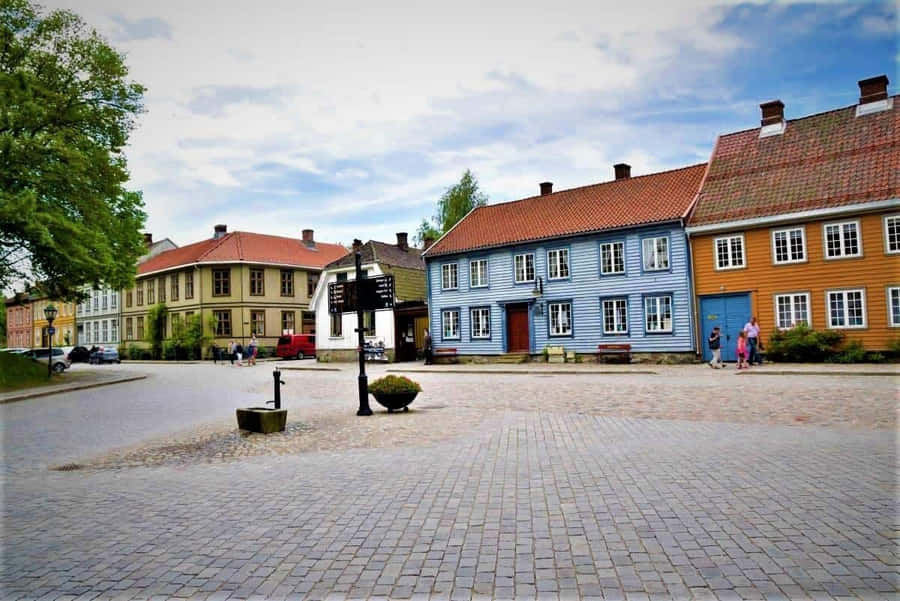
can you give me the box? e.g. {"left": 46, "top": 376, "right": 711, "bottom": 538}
{"left": 328, "top": 275, "right": 394, "bottom": 314}
{"left": 359, "top": 275, "right": 395, "bottom": 311}
{"left": 47, "top": 326, "right": 56, "bottom": 335}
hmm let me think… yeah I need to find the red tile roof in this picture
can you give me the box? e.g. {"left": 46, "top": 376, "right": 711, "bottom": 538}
{"left": 689, "top": 97, "right": 900, "bottom": 227}
{"left": 425, "top": 164, "right": 707, "bottom": 257}
{"left": 137, "top": 232, "right": 347, "bottom": 275}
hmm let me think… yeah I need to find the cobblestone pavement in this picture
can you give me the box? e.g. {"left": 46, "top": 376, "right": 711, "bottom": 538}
{"left": 2, "top": 362, "right": 897, "bottom": 599}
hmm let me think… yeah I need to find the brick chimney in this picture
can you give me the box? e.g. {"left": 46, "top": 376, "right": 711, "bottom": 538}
{"left": 302, "top": 228, "right": 315, "bottom": 248}
{"left": 143, "top": 233, "right": 153, "bottom": 247}
{"left": 213, "top": 224, "right": 227, "bottom": 239}
{"left": 423, "top": 235, "right": 435, "bottom": 250}
{"left": 858, "top": 75, "right": 889, "bottom": 104}
{"left": 396, "top": 232, "right": 408, "bottom": 250}
{"left": 613, "top": 163, "right": 631, "bottom": 180}
{"left": 760, "top": 100, "right": 784, "bottom": 126}
{"left": 540, "top": 182, "right": 553, "bottom": 196}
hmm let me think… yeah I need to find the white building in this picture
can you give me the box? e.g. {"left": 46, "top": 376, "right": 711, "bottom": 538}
{"left": 76, "top": 286, "right": 120, "bottom": 347}
{"left": 310, "top": 235, "right": 427, "bottom": 362}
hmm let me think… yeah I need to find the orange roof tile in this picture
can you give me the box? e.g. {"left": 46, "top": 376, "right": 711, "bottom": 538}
{"left": 425, "top": 164, "right": 707, "bottom": 257}
{"left": 137, "top": 231, "right": 347, "bottom": 275}
{"left": 690, "top": 97, "right": 900, "bottom": 227}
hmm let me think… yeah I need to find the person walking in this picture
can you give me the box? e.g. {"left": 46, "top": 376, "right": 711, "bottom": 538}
{"left": 248, "top": 334, "right": 258, "bottom": 366}
{"left": 234, "top": 342, "right": 243, "bottom": 366}
{"left": 744, "top": 316, "right": 762, "bottom": 365}
{"left": 736, "top": 331, "right": 749, "bottom": 369}
{"left": 423, "top": 329, "right": 433, "bottom": 365}
{"left": 227, "top": 340, "right": 235, "bottom": 365}
{"left": 708, "top": 326, "right": 723, "bottom": 369}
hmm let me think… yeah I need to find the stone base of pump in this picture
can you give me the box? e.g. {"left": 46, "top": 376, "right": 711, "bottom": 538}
{"left": 236, "top": 407, "right": 287, "bottom": 434}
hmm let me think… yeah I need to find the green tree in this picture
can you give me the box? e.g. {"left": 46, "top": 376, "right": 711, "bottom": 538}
{"left": 0, "top": 0, "right": 147, "bottom": 300}
{"left": 144, "top": 303, "right": 166, "bottom": 359}
{"left": 415, "top": 170, "right": 488, "bottom": 245}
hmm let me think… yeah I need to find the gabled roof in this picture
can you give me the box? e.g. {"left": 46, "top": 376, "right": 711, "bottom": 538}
{"left": 424, "top": 164, "right": 707, "bottom": 257}
{"left": 137, "top": 231, "right": 347, "bottom": 275}
{"left": 325, "top": 240, "right": 425, "bottom": 271}
{"left": 689, "top": 97, "right": 900, "bottom": 227}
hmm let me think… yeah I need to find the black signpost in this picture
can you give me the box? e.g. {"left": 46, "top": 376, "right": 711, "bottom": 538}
{"left": 331, "top": 242, "right": 396, "bottom": 416}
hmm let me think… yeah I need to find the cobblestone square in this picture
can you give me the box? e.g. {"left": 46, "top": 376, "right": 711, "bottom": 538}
{"left": 2, "top": 363, "right": 897, "bottom": 600}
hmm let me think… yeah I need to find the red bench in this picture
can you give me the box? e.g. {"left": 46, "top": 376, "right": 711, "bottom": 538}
{"left": 597, "top": 343, "right": 632, "bottom": 363}
{"left": 433, "top": 347, "right": 458, "bottom": 363}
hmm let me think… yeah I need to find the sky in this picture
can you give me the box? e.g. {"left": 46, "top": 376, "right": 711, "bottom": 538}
{"left": 48, "top": 0, "right": 898, "bottom": 249}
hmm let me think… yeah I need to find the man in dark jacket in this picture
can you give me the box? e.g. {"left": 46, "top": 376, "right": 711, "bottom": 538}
{"left": 423, "top": 329, "right": 433, "bottom": 365}
{"left": 708, "top": 326, "right": 723, "bottom": 369}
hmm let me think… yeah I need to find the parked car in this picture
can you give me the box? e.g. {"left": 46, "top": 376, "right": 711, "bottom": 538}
{"left": 276, "top": 334, "right": 316, "bottom": 360}
{"left": 0, "top": 347, "right": 28, "bottom": 354}
{"left": 89, "top": 347, "right": 120, "bottom": 364}
{"left": 66, "top": 346, "right": 92, "bottom": 363}
{"left": 22, "top": 348, "right": 70, "bottom": 373}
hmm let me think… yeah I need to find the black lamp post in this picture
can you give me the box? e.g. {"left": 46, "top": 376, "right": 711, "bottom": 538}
{"left": 44, "top": 304, "right": 58, "bottom": 377}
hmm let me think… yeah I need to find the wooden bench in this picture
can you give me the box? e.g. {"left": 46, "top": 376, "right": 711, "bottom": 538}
{"left": 433, "top": 347, "right": 458, "bottom": 363}
{"left": 596, "top": 343, "right": 632, "bottom": 363}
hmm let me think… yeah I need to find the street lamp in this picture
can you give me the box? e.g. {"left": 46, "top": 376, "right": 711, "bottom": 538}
{"left": 44, "top": 304, "right": 58, "bottom": 377}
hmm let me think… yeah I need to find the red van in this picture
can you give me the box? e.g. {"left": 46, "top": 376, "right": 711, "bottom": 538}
{"left": 276, "top": 334, "right": 316, "bottom": 360}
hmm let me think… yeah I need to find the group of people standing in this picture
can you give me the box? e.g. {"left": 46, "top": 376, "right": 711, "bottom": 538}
{"left": 708, "top": 316, "right": 763, "bottom": 369}
{"left": 226, "top": 335, "right": 258, "bottom": 367}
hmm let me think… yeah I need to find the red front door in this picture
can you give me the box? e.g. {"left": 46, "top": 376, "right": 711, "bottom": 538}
{"left": 506, "top": 304, "right": 530, "bottom": 353}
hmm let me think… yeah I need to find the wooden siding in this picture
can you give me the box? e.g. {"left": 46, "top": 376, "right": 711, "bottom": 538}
{"left": 380, "top": 265, "right": 426, "bottom": 302}
{"left": 691, "top": 209, "right": 900, "bottom": 350}
{"left": 426, "top": 224, "right": 695, "bottom": 354}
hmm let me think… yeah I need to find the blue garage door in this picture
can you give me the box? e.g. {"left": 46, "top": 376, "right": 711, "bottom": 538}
{"left": 699, "top": 293, "right": 751, "bottom": 362}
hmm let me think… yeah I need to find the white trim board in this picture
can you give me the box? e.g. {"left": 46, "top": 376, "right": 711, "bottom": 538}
{"left": 686, "top": 198, "right": 900, "bottom": 235}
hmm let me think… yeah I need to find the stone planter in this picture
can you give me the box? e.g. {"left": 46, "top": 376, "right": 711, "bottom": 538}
{"left": 371, "top": 392, "right": 418, "bottom": 413}
{"left": 236, "top": 407, "right": 287, "bottom": 433}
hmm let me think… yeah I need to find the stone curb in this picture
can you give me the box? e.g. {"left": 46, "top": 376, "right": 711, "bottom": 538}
{"left": 279, "top": 366, "right": 342, "bottom": 372}
{"left": 387, "top": 368, "right": 658, "bottom": 375}
{"left": 737, "top": 370, "right": 899, "bottom": 377}
{"left": 0, "top": 375, "right": 148, "bottom": 404}
{"left": 122, "top": 358, "right": 283, "bottom": 365}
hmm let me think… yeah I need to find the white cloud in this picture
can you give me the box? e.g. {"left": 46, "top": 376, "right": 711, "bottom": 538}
{"left": 40, "top": 0, "right": 881, "bottom": 248}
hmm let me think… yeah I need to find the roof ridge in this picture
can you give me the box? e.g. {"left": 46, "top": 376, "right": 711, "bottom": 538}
{"left": 473, "top": 162, "right": 708, "bottom": 213}
{"left": 198, "top": 231, "right": 234, "bottom": 261}
{"left": 719, "top": 94, "right": 899, "bottom": 139}
{"left": 369, "top": 240, "right": 379, "bottom": 265}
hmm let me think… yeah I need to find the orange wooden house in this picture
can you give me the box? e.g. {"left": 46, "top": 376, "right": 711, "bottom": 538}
{"left": 687, "top": 75, "right": 899, "bottom": 360}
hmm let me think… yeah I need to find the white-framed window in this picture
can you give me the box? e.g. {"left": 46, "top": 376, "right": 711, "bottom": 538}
{"left": 102, "top": 320, "right": 108, "bottom": 342}
{"left": 548, "top": 302, "right": 572, "bottom": 336}
{"left": 470, "top": 307, "right": 490, "bottom": 339}
{"left": 514, "top": 253, "right": 535, "bottom": 283}
{"left": 714, "top": 234, "right": 745, "bottom": 270}
{"left": 775, "top": 293, "right": 810, "bottom": 329}
{"left": 102, "top": 294, "right": 108, "bottom": 310}
{"left": 441, "top": 263, "right": 458, "bottom": 290}
{"left": 111, "top": 319, "right": 118, "bottom": 343}
{"left": 644, "top": 295, "right": 673, "bottom": 333}
{"left": 824, "top": 221, "right": 861, "bottom": 259}
{"left": 469, "top": 259, "right": 488, "bottom": 288}
{"left": 772, "top": 227, "right": 806, "bottom": 264}
{"left": 93, "top": 321, "right": 99, "bottom": 341}
{"left": 93, "top": 291, "right": 99, "bottom": 311}
{"left": 601, "top": 298, "right": 628, "bottom": 334}
{"left": 600, "top": 241, "right": 625, "bottom": 275}
{"left": 884, "top": 215, "right": 900, "bottom": 254}
{"left": 111, "top": 293, "right": 117, "bottom": 309}
{"left": 642, "top": 237, "right": 669, "bottom": 271}
{"left": 441, "top": 309, "right": 460, "bottom": 339}
{"left": 85, "top": 326, "right": 91, "bottom": 344}
{"left": 547, "top": 248, "right": 570, "bottom": 280}
{"left": 827, "top": 289, "right": 866, "bottom": 329}
{"left": 888, "top": 287, "right": 900, "bottom": 327}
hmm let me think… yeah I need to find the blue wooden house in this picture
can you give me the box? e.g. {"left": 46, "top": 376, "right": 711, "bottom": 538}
{"left": 422, "top": 163, "right": 707, "bottom": 360}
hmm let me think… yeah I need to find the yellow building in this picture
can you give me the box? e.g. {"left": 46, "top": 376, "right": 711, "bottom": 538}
{"left": 121, "top": 225, "right": 346, "bottom": 353}
{"left": 31, "top": 297, "right": 76, "bottom": 348}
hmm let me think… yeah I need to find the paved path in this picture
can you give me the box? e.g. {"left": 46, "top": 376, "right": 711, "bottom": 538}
{"left": 2, "top": 363, "right": 897, "bottom": 600}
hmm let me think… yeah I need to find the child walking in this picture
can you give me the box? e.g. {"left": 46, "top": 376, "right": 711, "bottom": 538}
{"left": 736, "top": 330, "right": 749, "bottom": 369}
{"left": 708, "top": 326, "right": 723, "bottom": 369}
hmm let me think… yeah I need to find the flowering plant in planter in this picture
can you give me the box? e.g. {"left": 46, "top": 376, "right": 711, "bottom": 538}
{"left": 368, "top": 375, "right": 422, "bottom": 412}
{"left": 368, "top": 375, "right": 422, "bottom": 395}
